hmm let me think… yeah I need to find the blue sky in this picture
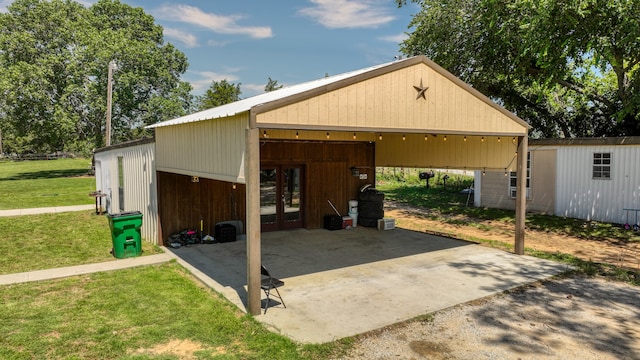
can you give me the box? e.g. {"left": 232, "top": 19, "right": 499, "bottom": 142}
{"left": 2, "top": 0, "right": 418, "bottom": 98}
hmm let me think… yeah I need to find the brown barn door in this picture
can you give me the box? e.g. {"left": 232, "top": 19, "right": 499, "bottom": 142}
{"left": 260, "top": 164, "right": 304, "bottom": 231}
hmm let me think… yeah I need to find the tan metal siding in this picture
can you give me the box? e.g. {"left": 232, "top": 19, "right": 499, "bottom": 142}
{"left": 255, "top": 64, "right": 527, "bottom": 135}
{"left": 528, "top": 149, "right": 555, "bottom": 214}
{"left": 480, "top": 170, "right": 514, "bottom": 210}
{"left": 155, "top": 113, "right": 249, "bottom": 183}
{"left": 375, "top": 134, "right": 519, "bottom": 170}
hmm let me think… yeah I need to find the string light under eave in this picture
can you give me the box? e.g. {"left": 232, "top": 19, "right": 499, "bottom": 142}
{"left": 379, "top": 134, "right": 383, "bottom": 140}
{"left": 295, "top": 131, "right": 299, "bottom": 139}
{"left": 481, "top": 136, "right": 485, "bottom": 142}
{"left": 353, "top": 132, "right": 356, "bottom": 140}
{"left": 464, "top": 136, "right": 467, "bottom": 142}
{"left": 498, "top": 137, "right": 501, "bottom": 142}
{"left": 424, "top": 134, "right": 428, "bottom": 141}
{"left": 402, "top": 134, "right": 406, "bottom": 141}
{"left": 326, "top": 132, "right": 330, "bottom": 139}
{"left": 443, "top": 135, "right": 447, "bottom": 141}
{"left": 263, "top": 130, "right": 268, "bottom": 138}
{"left": 482, "top": 168, "right": 486, "bottom": 176}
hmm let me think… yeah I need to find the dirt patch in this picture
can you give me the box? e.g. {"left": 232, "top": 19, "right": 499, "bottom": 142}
{"left": 337, "top": 276, "right": 640, "bottom": 359}
{"left": 133, "top": 339, "right": 209, "bottom": 359}
{"left": 384, "top": 202, "right": 640, "bottom": 270}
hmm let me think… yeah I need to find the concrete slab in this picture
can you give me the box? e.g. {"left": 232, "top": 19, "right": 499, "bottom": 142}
{"left": 166, "top": 227, "right": 570, "bottom": 344}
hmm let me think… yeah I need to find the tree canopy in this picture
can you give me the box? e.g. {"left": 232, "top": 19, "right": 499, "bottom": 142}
{"left": 196, "top": 79, "right": 242, "bottom": 110}
{"left": 397, "top": 0, "right": 640, "bottom": 138}
{"left": 264, "top": 77, "right": 283, "bottom": 92}
{"left": 0, "top": 0, "right": 193, "bottom": 154}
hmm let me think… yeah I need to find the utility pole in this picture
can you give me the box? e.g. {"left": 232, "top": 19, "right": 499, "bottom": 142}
{"left": 105, "top": 60, "right": 117, "bottom": 146}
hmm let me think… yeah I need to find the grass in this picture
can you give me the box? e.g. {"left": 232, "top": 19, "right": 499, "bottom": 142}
{"left": 0, "top": 262, "right": 341, "bottom": 359}
{"left": 0, "top": 211, "right": 162, "bottom": 275}
{"left": 0, "top": 158, "right": 95, "bottom": 209}
{"left": 0, "top": 159, "right": 345, "bottom": 359}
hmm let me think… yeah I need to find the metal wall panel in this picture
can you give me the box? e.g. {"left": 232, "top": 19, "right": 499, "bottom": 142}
{"left": 555, "top": 144, "right": 640, "bottom": 224}
{"left": 94, "top": 142, "right": 158, "bottom": 244}
{"left": 256, "top": 63, "right": 528, "bottom": 136}
{"left": 155, "top": 113, "right": 249, "bottom": 183}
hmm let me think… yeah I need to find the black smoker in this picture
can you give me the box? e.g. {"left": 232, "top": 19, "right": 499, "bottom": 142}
{"left": 419, "top": 170, "right": 435, "bottom": 188}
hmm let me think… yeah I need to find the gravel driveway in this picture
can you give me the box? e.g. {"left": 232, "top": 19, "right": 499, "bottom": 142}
{"left": 335, "top": 275, "right": 640, "bottom": 359}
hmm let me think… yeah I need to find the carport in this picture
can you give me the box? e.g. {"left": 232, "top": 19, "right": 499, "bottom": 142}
{"left": 165, "top": 227, "right": 568, "bottom": 343}
{"left": 148, "top": 55, "right": 531, "bottom": 315}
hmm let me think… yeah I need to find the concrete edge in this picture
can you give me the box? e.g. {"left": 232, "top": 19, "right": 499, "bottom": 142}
{"left": 0, "top": 253, "right": 172, "bottom": 285}
{"left": 161, "top": 247, "right": 249, "bottom": 313}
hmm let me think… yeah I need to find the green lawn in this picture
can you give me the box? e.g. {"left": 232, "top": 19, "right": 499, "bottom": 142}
{"left": 0, "top": 211, "right": 161, "bottom": 275}
{"left": 0, "top": 262, "right": 339, "bottom": 359}
{"left": 0, "top": 158, "right": 95, "bottom": 209}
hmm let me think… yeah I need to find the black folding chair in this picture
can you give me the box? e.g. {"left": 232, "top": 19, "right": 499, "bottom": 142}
{"left": 261, "top": 265, "right": 286, "bottom": 314}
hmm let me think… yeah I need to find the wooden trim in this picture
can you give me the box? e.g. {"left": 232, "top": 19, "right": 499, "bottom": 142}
{"left": 515, "top": 136, "right": 528, "bottom": 255}
{"left": 245, "top": 128, "right": 262, "bottom": 315}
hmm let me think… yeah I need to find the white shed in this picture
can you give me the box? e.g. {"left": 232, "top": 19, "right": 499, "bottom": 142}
{"left": 476, "top": 137, "right": 640, "bottom": 225}
{"left": 93, "top": 137, "right": 158, "bottom": 243}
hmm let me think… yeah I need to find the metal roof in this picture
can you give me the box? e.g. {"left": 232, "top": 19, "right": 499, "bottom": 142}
{"left": 147, "top": 60, "right": 397, "bottom": 129}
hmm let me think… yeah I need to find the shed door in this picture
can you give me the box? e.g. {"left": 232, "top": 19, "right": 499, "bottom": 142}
{"left": 260, "top": 164, "right": 304, "bottom": 231}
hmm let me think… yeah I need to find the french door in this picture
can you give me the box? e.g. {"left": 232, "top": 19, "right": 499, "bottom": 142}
{"left": 260, "top": 164, "right": 304, "bottom": 231}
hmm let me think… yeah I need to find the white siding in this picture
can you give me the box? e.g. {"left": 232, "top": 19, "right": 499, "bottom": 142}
{"left": 94, "top": 141, "right": 158, "bottom": 244}
{"left": 555, "top": 145, "right": 640, "bottom": 224}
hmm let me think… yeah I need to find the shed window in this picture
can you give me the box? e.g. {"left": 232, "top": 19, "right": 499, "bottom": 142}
{"left": 593, "top": 153, "right": 611, "bottom": 179}
{"left": 509, "top": 152, "right": 531, "bottom": 199}
{"left": 118, "top": 156, "right": 125, "bottom": 211}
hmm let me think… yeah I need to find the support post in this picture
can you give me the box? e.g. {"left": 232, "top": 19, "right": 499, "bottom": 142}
{"left": 514, "top": 135, "right": 528, "bottom": 255}
{"left": 245, "top": 128, "right": 262, "bottom": 315}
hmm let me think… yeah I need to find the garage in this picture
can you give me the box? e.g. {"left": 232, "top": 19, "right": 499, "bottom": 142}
{"left": 148, "top": 55, "right": 531, "bottom": 315}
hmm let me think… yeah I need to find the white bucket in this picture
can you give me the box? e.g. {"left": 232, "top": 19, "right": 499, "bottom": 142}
{"left": 348, "top": 200, "right": 358, "bottom": 214}
{"left": 348, "top": 212, "right": 358, "bottom": 227}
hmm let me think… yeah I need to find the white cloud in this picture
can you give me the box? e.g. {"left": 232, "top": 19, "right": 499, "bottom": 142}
{"left": 154, "top": 5, "right": 273, "bottom": 39}
{"left": 378, "top": 33, "right": 408, "bottom": 43}
{"left": 164, "top": 27, "right": 198, "bottom": 48}
{"left": 188, "top": 70, "right": 240, "bottom": 92}
{"left": 207, "top": 39, "right": 228, "bottom": 47}
{"left": 299, "top": 0, "right": 395, "bottom": 29}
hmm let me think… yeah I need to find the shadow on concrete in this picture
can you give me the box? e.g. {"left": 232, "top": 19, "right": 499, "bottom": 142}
{"left": 167, "top": 227, "right": 471, "bottom": 306}
{"left": 167, "top": 226, "right": 571, "bottom": 343}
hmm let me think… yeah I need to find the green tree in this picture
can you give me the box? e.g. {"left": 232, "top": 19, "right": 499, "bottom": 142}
{"left": 197, "top": 79, "right": 242, "bottom": 110}
{"left": 397, "top": 0, "right": 640, "bottom": 137}
{"left": 0, "top": 0, "right": 192, "bottom": 154}
{"left": 264, "top": 77, "right": 283, "bottom": 92}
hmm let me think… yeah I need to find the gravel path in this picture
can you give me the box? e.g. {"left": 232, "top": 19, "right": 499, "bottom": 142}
{"left": 334, "top": 275, "right": 640, "bottom": 359}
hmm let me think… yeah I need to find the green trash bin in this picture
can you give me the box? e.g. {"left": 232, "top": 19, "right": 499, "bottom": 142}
{"left": 107, "top": 211, "right": 143, "bottom": 258}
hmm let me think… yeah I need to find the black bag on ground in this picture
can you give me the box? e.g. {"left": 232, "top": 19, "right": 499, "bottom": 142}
{"left": 215, "top": 223, "right": 236, "bottom": 242}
